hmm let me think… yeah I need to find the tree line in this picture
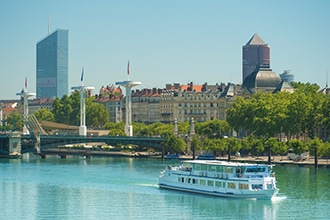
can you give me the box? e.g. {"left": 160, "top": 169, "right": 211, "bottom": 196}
{"left": 2, "top": 83, "right": 330, "bottom": 158}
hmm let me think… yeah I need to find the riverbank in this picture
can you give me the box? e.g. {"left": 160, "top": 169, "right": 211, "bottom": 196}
{"left": 37, "top": 149, "right": 330, "bottom": 168}
{"left": 224, "top": 155, "right": 330, "bottom": 168}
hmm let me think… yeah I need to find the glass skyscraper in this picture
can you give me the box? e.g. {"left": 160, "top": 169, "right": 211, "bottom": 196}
{"left": 36, "top": 29, "right": 68, "bottom": 99}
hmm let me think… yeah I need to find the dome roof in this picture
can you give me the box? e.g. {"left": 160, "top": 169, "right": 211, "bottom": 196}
{"left": 243, "top": 68, "right": 281, "bottom": 93}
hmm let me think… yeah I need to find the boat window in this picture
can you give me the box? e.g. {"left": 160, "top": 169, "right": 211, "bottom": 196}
{"left": 268, "top": 166, "right": 272, "bottom": 173}
{"left": 207, "top": 180, "right": 214, "bottom": 186}
{"left": 201, "top": 165, "right": 208, "bottom": 171}
{"left": 267, "top": 183, "right": 273, "bottom": 189}
{"left": 200, "top": 179, "right": 206, "bottom": 186}
{"left": 239, "top": 183, "right": 249, "bottom": 189}
{"left": 192, "top": 179, "right": 197, "bottom": 184}
{"left": 252, "top": 184, "right": 263, "bottom": 190}
{"left": 246, "top": 167, "right": 266, "bottom": 173}
{"left": 224, "top": 167, "right": 234, "bottom": 173}
{"left": 193, "top": 164, "right": 201, "bottom": 171}
{"left": 209, "top": 165, "right": 217, "bottom": 172}
{"left": 228, "top": 182, "right": 236, "bottom": 189}
{"left": 178, "top": 177, "right": 184, "bottom": 183}
{"left": 216, "top": 166, "right": 223, "bottom": 173}
{"left": 215, "top": 181, "right": 222, "bottom": 188}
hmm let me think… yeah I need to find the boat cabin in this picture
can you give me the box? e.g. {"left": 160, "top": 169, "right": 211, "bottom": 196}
{"left": 184, "top": 161, "right": 273, "bottom": 179}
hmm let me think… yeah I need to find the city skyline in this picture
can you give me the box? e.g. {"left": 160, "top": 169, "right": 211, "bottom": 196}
{"left": 1, "top": 1, "right": 330, "bottom": 100}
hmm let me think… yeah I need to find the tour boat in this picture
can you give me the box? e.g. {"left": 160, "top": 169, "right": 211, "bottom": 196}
{"left": 159, "top": 160, "right": 279, "bottom": 199}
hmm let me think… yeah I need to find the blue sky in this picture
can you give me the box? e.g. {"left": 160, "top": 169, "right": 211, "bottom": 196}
{"left": 1, "top": 0, "right": 330, "bottom": 100}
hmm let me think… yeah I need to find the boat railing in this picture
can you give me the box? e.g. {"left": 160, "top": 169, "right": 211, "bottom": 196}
{"left": 167, "top": 166, "right": 192, "bottom": 172}
{"left": 243, "top": 173, "right": 269, "bottom": 178}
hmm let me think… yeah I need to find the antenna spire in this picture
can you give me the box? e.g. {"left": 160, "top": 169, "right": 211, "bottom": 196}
{"left": 326, "top": 70, "right": 328, "bottom": 88}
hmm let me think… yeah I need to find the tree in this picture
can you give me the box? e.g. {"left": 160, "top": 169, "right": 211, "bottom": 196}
{"left": 178, "top": 121, "right": 190, "bottom": 135}
{"left": 6, "top": 112, "right": 24, "bottom": 131}
{"left": 273, "top": 140, "right": 288, "bottom": 160}
{"left": 290, "top": 82, "right": 320, "bottom": 93}
{"left": 251, "top": 138, "right": 264, "bottom": 158}
{"left": 108, "top": 128, "right": 126, "bottom": 136}
{"left": 227, "top": 137, "right": 242, "bottom": 154}
{"left": 226, "top": 97, "right": 253, "bottom": 134}
{"left": 196, "top": 119, "right": 230, "bottom": 139}
{"left": 34, "top": 108, "right": 55, "bottom": 122}
{"left": 203, "top": 138, "right": 224, "bottom": 154}
{"left": 241, "top": 135, "right": 253, "bottom": 155}
{"left": 86, "top": 101, "right": 109, "bottom": 127}
{"left": 287, "top": 139, "right": 307, "bottom": 155}
{"left": 51, "top": 95, "right": 74, "bottom": 124}
{"left": 191, "top": 135, "right": 202, "bottom": 155}
{"left": 51, "top": 91, "right": 109, "bottom": 127}
{"left": 306, "top": 137, "right": 324, "bottom": 157}
{"left": 163, "top": 134, "right": 186, "bottom": 153}
{"left": 132, "top": 122, "right": 148, "bottom": 136}
{"left": 323, "top": 142, "right": 330, "bottom": 163}
{"left": 104, "top": 122, "right": 125, "bottom": 135}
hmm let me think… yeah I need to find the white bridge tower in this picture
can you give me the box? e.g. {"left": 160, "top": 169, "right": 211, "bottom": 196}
{"left": 115, "top": 61, "right": 141, "bottom": 136}
{"left": 71, "top": 68, "right": 94, "bottom": 136}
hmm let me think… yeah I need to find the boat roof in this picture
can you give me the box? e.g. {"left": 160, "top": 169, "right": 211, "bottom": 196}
{"left": 184, "top": 160, "right": 272, "bottom": 167}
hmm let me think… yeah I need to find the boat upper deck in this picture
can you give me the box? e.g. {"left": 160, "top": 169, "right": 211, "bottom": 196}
{"left": 184, "top": 160, "right": 273, "bottom": 168}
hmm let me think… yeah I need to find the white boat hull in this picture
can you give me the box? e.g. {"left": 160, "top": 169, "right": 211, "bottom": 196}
{"left": 158, "top": 160, "right": 279, "bottom": 199}
{"left": 159, "top": 183, "right": 279, "bottom": 199}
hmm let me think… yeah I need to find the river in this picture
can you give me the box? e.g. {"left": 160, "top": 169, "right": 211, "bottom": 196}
{"left": 0, "top": 154, "right": 329, "bottom": 220}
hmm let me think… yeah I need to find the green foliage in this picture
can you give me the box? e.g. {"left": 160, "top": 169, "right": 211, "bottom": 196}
{"left": 51, "top": 91, "right": 108, "bottom": 127}
{"left": 108, "top": 128, "right": 127, "bottom": 136}
{"left": 104, "top": 121, "right": 125, "bottom": 130}
{"left": 203, "top": 138, "right": 224, "bottom": 152}
{"left": 323, "top": 142, "right": 330, "bottom": 160}
{"left": 227, "top": 137, "right": 242, "bottom": 153}
{"left": 195, "top": 119, "right": 230, "bottom": 138}
{"left": 226, "top": 82, "right": 329, "bottom": 140}
{"left": 265, "top": 137, "right": 288, "bottom": 156}
{"left": 163, "top": 134, "right": 186, "bottom": 153}
{"left": 131, "top": 122, "right": 147, "bottom": 136}
{"left": 290, "top": 82, "right": 320, "bottom": 93}
{"left": 34, "top": 108, "right": 55, "bottom": 122}
{"left": 104, "top": 122, "right": 125, "bottom": 136}
{"left": 251, "top": 138, "right": 264, "bottom": 157}
{"left": 191, "top": 135, "right": 202, "bottom": 151}
{"left": 287, "top": 139, "right": 308, "bottom": 155}
{"left": 226, "top": 97, "right": 251, "bottom": 133}
{"left": 321, "top": 95, "right": 330, "bottom": 130}
{"left": 5, "top": 112, "right": 24, "bottom": 131}
{"left": 306, "top": 137, "right": 324, "bottom": 156}
{"left": 241, "top": 135, "right": 253, "bottom": 152}
{"left": 178, "top": 121, "right": 190, "bottom": 134}
{"left": 86, "top": 101, "right": 109, "bottom": 127}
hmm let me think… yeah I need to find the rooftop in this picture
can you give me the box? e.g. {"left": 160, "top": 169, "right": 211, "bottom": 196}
{"left": 245, "top": 33, "right": 267, "bottom": 46}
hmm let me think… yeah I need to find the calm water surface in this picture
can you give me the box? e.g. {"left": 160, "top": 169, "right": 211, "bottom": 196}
{"left": 0, "top": 155, "right": 329, "bottom": 220}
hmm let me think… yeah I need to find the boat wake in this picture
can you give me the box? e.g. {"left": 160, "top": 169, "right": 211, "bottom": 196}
{"left": 271, "top": 194, "right": 287, "bottom": 202}
{"left": 134, "top": 183, "right": 159, "bottom": 188}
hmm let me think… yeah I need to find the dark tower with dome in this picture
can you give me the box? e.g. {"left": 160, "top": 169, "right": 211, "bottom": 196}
{"left": 242, "top": 33, "right": 270, "bottom": 82}
{"left": 242, "top": 34, "right": 282, "bottom": 94}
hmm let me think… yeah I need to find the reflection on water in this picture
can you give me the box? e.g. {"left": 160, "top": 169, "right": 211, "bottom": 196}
{"left": 0, "top": 156, "right": 329, "bottom": 220}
